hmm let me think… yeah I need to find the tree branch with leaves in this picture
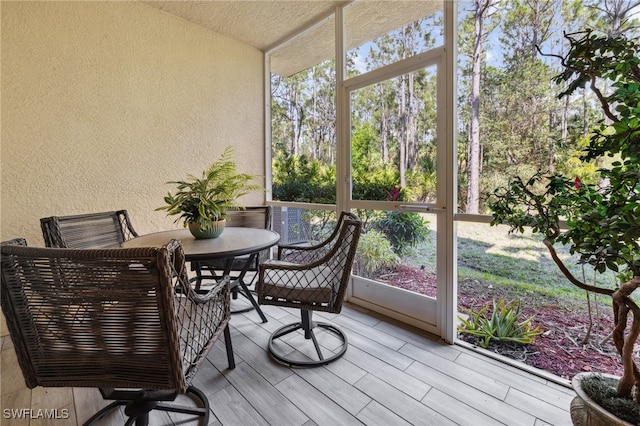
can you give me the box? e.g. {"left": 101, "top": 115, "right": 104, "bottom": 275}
{"left": 490, "top": 29, "right": 640, "bottom": 400}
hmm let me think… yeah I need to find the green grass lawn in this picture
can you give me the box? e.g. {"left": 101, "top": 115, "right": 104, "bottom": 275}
{"left": 406, "top": 220, "right": 619, "bottom": 303}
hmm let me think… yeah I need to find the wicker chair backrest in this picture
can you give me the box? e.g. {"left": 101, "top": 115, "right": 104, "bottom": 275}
{"left": 197, "top": 206, "right": 273, "bottom": 273}
{"left": 258, "top": 212, "right": 361, "bottom": 313}
{"left": 40, "top": 210, "right": 139, "bottom": 249}
{"left": 0, "top": 240, "right": 230, "bottom": 393}
{"left": 226, "top": 206, "right": 272, "bottom": 263}
{"left": 225, "top": 206, "right": 272, "bottom": 230}
{"left": 1, "top": 237, "right": 27, "bottom": 247}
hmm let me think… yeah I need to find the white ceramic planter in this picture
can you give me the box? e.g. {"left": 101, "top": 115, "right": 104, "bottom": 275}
{"left": 570, "top": 372, "right": 633, "bottom": 426}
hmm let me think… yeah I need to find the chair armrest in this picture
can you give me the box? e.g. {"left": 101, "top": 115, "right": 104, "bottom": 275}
{"left": 177, "top": 275, "right": 231, "bottom": 305}
{"left": 173, "top": 274, "right": 231, "bottom": 375}
{"left": 260, "top": 259, "right": 300, "bottom": 268}
{"left": 277, "top": 243, "right": 331, "bottom": 264}
{"left": 277, "top": 241, "right": 313, "bottom": 250}
{"left": 260, "top": 257, "right": 329, "bottom": 272}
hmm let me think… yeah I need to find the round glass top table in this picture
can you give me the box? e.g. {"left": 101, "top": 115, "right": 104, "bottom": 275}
{"left": 123, "top": 227, "right": 280, "bottom": 323}
{"left": 121, "top": 227, "right": 280, "bottom": 261}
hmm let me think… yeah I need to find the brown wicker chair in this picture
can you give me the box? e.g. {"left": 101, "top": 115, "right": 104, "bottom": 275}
{"left": 193, "top": 206, "right": 273, "bottom": 323}
{"left": 256, "top": 212, "right": 361, "bottom": 367}
{"left": 1, "top": 239, "right": 234, "bottom": 426}
{"left": 1, "top": 237, "right": 27, "bottom": 246}
{"left": 40, "top": 210, "right": 139, "bottom": 248}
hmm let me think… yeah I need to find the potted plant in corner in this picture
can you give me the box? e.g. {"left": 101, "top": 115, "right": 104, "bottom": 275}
{"left": 157, "top": 146, "right": 261, "bottom": 239}
{"left": 489, "top": 30, "right": 639, "bottom": 425}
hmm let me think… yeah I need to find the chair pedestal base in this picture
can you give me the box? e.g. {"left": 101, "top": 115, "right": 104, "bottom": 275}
{"left": 267, "top": 310, "right": 348, "bottom": 367}
{"left": 83, "top": 386, "right": 210, "bottom": 426}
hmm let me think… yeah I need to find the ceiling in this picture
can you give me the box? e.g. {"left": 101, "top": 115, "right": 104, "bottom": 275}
{"left": 141, "top": 1, "right": 347, "bottom": 52}
{"left": 141, "top": 1, "right": 444, "bottom": 76}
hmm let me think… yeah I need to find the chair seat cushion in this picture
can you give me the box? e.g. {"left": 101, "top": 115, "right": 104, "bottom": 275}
{"left": 261, "top": 261, "right": 334, "bottom": 304}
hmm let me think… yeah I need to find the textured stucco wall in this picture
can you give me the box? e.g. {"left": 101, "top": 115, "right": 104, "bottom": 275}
{"left": 0, "top": 1, "right": 265, "bottom": 248}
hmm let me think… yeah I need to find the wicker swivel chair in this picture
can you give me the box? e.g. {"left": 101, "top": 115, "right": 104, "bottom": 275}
{"left": 1, "top": 239, "right": 234, "bottom": 426}
{"left": 40, "top": 209, "right": 139, "bottom": 248}
{"left": 256, "top": 212, "right": 361, "bottom": 367}
{"left": 193, "top": 206, "right": 273, "bottom": 323}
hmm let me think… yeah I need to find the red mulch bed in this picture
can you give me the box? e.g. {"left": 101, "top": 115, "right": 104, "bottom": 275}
{"left": 381, "top": 265, "right": 624, "bottom": 380}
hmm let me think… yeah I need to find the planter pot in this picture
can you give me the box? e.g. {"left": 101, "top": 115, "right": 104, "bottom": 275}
{"left": 188, "top": 219, "right": 226, "bottom": 239}
{"left": 570, "top": 372, "right": 633, "bottom": 426}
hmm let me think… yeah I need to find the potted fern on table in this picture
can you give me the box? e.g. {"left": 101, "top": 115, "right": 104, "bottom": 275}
{"left": 157, "top": 146, "right": 261, "bottom": 239}
{"left": 489, "top": 30, "right": 639, "bottom": 425}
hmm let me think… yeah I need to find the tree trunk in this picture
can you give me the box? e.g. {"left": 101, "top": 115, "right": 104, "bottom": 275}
{"left": 549, "top": 110, "right": 556, "bottom": 172}
{"left": 399, "top": 74, "right": 407, "bottom": 188}
{"left": 380, "top": 85, "right": 389, "bottom": 163}
{"left": 312, "top": 77, "right": 318, "bottom": 160}
{"left": 408, "top": 71, "right": 416, "bottom": 170}
{"left": 611, "top": 277, "right": 640, "bottom": 400}
{"left": 466, "top": 0, "right": 485, "bottom": 214}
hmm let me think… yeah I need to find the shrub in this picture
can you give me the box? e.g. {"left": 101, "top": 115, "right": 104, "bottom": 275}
{"left": 271, "top": 154, "right": 335, "bottom": 203}
{"left": 356, "top": 230, "right": 400, "bottom": 278}
{"left": 376, "top": 211, "right": 430, "bottom": 255}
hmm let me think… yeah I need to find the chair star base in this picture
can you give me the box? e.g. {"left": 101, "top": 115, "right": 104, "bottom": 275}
{"left": 268, "top": 311, "right": 348, "bottom": 367}
{"left": 84, "top": 386, "right": 210, "bottom": 426}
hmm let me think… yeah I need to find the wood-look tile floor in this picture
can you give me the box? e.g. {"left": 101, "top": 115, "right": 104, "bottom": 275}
{"left": 1, "top": 300, "right": 575, "bottom": 425}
